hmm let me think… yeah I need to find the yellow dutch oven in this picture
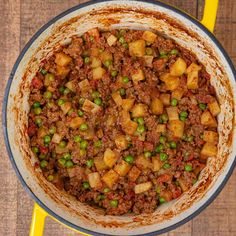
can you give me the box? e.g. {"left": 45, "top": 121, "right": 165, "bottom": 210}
{"left": 3, "top": 0, "right": 236, "bottom": 235}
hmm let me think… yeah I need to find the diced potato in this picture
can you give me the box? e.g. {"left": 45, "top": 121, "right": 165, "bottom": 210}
{"left": 201, "top": 142, "right": 217, "bottom": 157}
{"left": 143, "top": 56, "right": 154, "bottom": 67}
{"left": 166, "top": 107, "right": 179, "bottom": 121}
{"left": 78, "top": 79, "right": 91, "bottom": 93}
{"left": 150, "top": 98, "right": 164, "bottom": 115}
{"left": 152, "top": 157, "right": 162, "bottom": 172}
{"left": 100, "top": 51, "right": 113, "bottom": 63}
{"left": 208, "top": 100, "right": 221, "bottom": 116}
{"left": 178, "top": 178, "right": 188, "bottom": 192}
{"left": 129, "top": 39, "right": 146, "bottom": 57}
{"left": 114, "top": 160, "right": 132, "bottom": 177}
{"left": 132, "top": 69, "right": 145, "bottom": 83}
{"left": 187, "top": 70, "right": 199, "bottom": 89}
{"left": 37, "top": 127, "right": 48, "bottom": 138}
{"left": 115, "top": 135, "right": 128, "bottom": 150}
{"left": 165, "top": 76, "right": 180, "bottom": 91}
{"left": 142, "top": 31, "right": 157, "bottom": 43}
{"left": 159, "top": 73, "right": 169, "bottom": 82}
{"left": 160, "top": 94, "right": 170, "bottom": 106}
{"left": 134, "top": 182, "right": 152, "bottom": 194}
{"left": 112, "top": 91, "right": 123, "bottom": 106}
{"left": 94, "top": 156, "right": 109, "bottom": 171}
{"left": 65, "top": 80, "right": 76, "bottom": 92}
{"left": 51, "top": 133, "right": 62, "bottom": 144}
{"left": 131, "top": 103, "right": 148, "bottom": 117}
{"left": 156, "top": 124, "right": 166, "bottom": 133}
{"left": 169, "top": 120, "right": 184, "bottom": 138}
{"left": 88, "top": 172, "right": 102, "bottom": 188}
{"left": 107, "top": 34, "right": 117, "bottom": 46}
{"left": 186, "top": 62, "right": 201, "bottom": 74}
{"left": 136, "top": 155, "right": 151, "bottom": 170}
{"left": 82, "top": 99, "right": 101, "bottom": 113}
{"left": 172, "top": 89, "right": 185, "bottom": 100}
{"left": 91, "top": 48, "right": 100, "bottom": 57}
{"left": 61, "top": 102, "right": 72, "bottom": 114}
{"left": 122, "top": 99, "right": 135, "bottom": 111}
{"left": 128, "top": 166, "right": 141, "bottom": 182}
{"left": 91, "top": 57, "right": 102, "bottom": 69}
{"left": 55, "top": 52, "right": 72, "bottom": 67}
{"left": 203, "top": 131, "right": 218, "bottom": 143}
{"left": 103, "top": 148, "right": 118, "bottom": 168}
{"left": 170, "top": 58, "right": 187, "bottom": 76}
{"left": 69, "top": 117, "right": 84, "bottom": 129}
{"left": 201, "top": 111, "right": 217, "bottom": 127}
{"left": 56, "top": 65, "right": 70, "bottom": 78}
{"left": 92, "top": 67, "right": 106, "bottom": 80}
{"left": 102, "top": 169, "right": 119, "bottom": 189}
{"left": 122, "top": 120, "right": 138, "bottom": 135}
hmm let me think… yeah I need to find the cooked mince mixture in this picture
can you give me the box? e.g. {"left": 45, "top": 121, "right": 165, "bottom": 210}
{"left": 28, "top": 28, "right": 220, "bottom": 215}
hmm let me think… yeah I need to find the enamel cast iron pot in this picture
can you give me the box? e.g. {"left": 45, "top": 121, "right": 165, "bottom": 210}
{"left": 2, "top": 0, "right": 236, "bottom": 235}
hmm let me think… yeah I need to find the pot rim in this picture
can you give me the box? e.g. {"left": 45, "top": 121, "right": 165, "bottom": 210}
{"left": 2, "top": 0, "right": 236, "bottom": 235}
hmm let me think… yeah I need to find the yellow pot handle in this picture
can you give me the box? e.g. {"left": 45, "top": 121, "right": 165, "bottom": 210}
{"left": 201, "top": 0, "right": 219, "bottom": 32}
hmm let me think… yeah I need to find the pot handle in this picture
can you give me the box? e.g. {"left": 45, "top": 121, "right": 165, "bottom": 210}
{"left": 201, "top": 0, "right": 219, "bottom": 32}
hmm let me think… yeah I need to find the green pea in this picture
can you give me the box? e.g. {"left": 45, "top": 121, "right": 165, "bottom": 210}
{"left": 169, "top": 141, "right": 177, "bottom": 149}
{"left": 119, "top": 36, "right": 125, "bottom": 44}
{"left": 110, "top": 200, "right": 118, "bottom": 207}
{"left": 94, "top": 98, "right": 102, "bottom": 106}
{"left": 155, "top": 144, "right": 164, "bottom": 153}
{"left": 86, "top": 159, "right": 94, "bottom": 168}
{"left": 163, "top": 163, "right": 171, "bottom": 169}
{"left": 137, "top": 117, "right": 144, "bottom": 125}
{"left": 92, "top": 91, "right": 100, "bottom": 99}
{"left": 84, "top": 57, "right": 90, "bottom": 64}
{"left": 122, "top": 76, "right": 129, "bottom": 83}
{"left": 119, "top": 29, "right": 126, "bottom": 35}
{"left": 44, "top": 91, "right": 53, "bottom": 99}
{"left": 97, "top": 194, "right": 105, "bottom": 201}
{"left": 58, "top": 99, "right": 65, "bottom": 106}
{"left": 80, "top": 149, "right": 86, "bottom": 156}
{"left": 49, "top": 126, "right": 56, "bottom": 134}
{"left": 159, "top": 51, "right": 167, "bottom": 56}
{"left": 185, "top": 164, "right": 192, "bottom": 172}
{"left": 180, "top": 116, "right": 186, "bottom": 121}
{"left": 80, "top": 123, "right": 88, "bottom": 131}
{"left": 180, "top": 111, "right": 188, "bottom": 118}
{"left": 44, "top": 135, "right": 51, "bottom": 144}
{"left": 39, "top": 154, "right": 46, "bottom": 159}
{"left": 59, "top": 140, "right": 67, "bottom": 148}
{"left": 170, "top": 49, "right": 179, "bottom": 55}
{"left": 58, "top": 158, "right": 66, "bottom": 166}
{"left": 47, "top": 175, "right": 54, "bottom": 181}
{"left": 74, "top": 135, "right": 82, "bottom": 143}
{"left": 159, "top": 54, "right": 168, "bottom": 59}
{"left": 137, "top": 125, "right": 145, "bottom": 134}
{"left": 40, "top": 160, "right": 48, "bottom": 168}
{"left": 159, "top": 136, "right": 166, "bottom": 144}
{"left": 124, "top": 154, "right": 134, "bottom": 164}
{"left": 63, "top": 153, "right": 71, "bottom": 160}
{"left": 123, "top": 43, "right": 128, "bottom": 49}
{"left": 160, "top": 152, "right": 168, "bottom": 161}
{"left": 104, "top": 59, "right": 112, "bottom": 68}
{"left": 159, "top": 197, "right": 166, "bottom": 204}
{"left": 63, "top": 88, "right": 71, "bottom": 95}
{"left": 111, "top": 70, "right": 118, "bottom": 77}
{"left": 156, "top": 186, "right": 161, "bottom": 194}
{"left": 45, "top": 73, "right": 55, "bottom": 81}
{"left": 146, "top": 47, "right": 153, "bottom": 55}
{"left": 65, "top": 160, "right": 74, "bottom": 168}
{"left": 94, "top": 140, "right": 102, "bottom": 148}
{"left": 35, "top": 117, "right": 42, "bottom": 126}
{"left": 103, "top": 187, "right": 110, "bottom": 193}
{"left": 187, "top": 136, "right": 194, "bottom": 142}
{"left": 160, "top": 113, "right": 168, "bottom": 123}
{"left": 59, "top": 86, "right": 65, "bottom": 93}
{"left": 144, "top": 151, "right": 152, "bottom": 158}
{"left": 32, "top": 146, "right": 39, "bottom": 154}
{"left": 119, "top": 88, "right": 126, "bottom": 96}
{"left": 47, "top": 100, "right": 54, "bottom": 108}
{"left": 78, "top": 110, "right": 84, "bottom": 117}
{"left": 170, "top": 98, "right": 178, "bottom": 106}
{"left": 34, "top": 107, "right": 42, "bottom": 115}
{"left": 33, "top": 101, "right": 41, "bottom": 108}
{"left": 80, "top": 140, "right": 88, "bottom": 149}
{"left": 40, "top": 68, "right": 47, "bottom": 75}
{"left": 199, "top": 103, "right": 207, "bottom": 110}
{"left": 83, "top": 182, "right": 90, "bottom": 189}
{"left": 79, "top": 98, "right": 85, "bottom": 105}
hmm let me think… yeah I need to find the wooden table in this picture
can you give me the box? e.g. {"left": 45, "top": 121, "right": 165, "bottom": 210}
{"left": 0, "top": 0, "right": 235, "bottom": 235}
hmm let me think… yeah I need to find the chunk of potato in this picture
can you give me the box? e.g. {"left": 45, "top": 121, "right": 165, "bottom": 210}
{"left": 134, "top": 182, "right": 152, "bottom": 194}
{"left": 55, "top": 52, "right": 72, "bottom": 67}
{"left": 112, "top": 91, "right": 123, "bottom": 106}
{"left": 201, "top": 142, "right": 217, "bottom": 157}
{"left": 208, "top": 100, "right": 221, "bottom": 116}
{"left": 178, "top": 178, "right": 188, "bottom": 192}
{"left": 142, "top": 31, "right": 157, "bottom": 43}
{"left": 187, "top": 70, "right": 199, "bottom": 89}
{"left": 166, "top": 107, "right": 179, "bottom": 121}
{"left": 150, "top": 98, "right": 163, "bottom": 115}
{"left": 61, "top": 102, "right": 72, "bottom": 114}
{"left": 78, "top": 79, "right": 91, "bottom": 93}
{"left": 128, "top": 166, "right": 141, "bottom": 182}
{"left": 102, "top": 169, "right": 119, "bottom": 189}
{"left": 107, "top": 34, "right": 117, "bottom": 46}
{"left": 94, "top": 156, "right": 109, "bottom": 171}
{"left": 136, "top": 155, "right": 152, "bottom": 170}
{"left": 88, "top": 172, "right": 102, "bottom": 188}
{"left": 170, "top": 58, "right": 187, "bottom": 76}
{"left": 122, "top": 99, "right": 135, "bottom": 111}
{"left": 131, "top": 103, "right": 148, "bottom": 117}
{"left": 186, "top": 62, "right": 201, "bottom": 73}
{"left": 201, "top": 111, "right": 217, "bottom": 127}
{"left": 114, "top": 160, "right": 132, "bottom": 177}
{"left": 69, "top": 117, "right": 84, "bottom": 129}
{"left": 103, "top": 148, "right": 118, "bottom": 168}
{"left": 165, "top": 76, "right": 180, "bottom": 91}
{"left": 51, "top": 133, "right": 62, "bottom": 144}
{"left": 132, "top": 69, "right": 145, "bottom": 83}
{"left": 92, "top": 67, "right": 106, "bottom": 80}
{"left": 91, "top": 57, "right": 102, "bottom": 69}
{"left": 143, "top": 55, "right": 154, "bottom": 67}
{"left": 115, "top": 135, "right": 128, "bottom": 150}
{"left": 203, "top": 131, "right": 218, "bottom": 143}
{"left": 159, "top": 73, "right": 169, "bottom": 82}
{"left": 156, "top": 124, "right": 166, "bottom": 133}
{"left": 122, "top": 120, "right": 138, "bottom": 135}
{"left": 172, "top": 89, "right": 185, "bottom": 100}
{"left": 168, "top": 120, "right": 184, "bottom": 138}
{"left": 82, "top": 99, "right": 101, "bottom": 113}
{"left": 129, "top": 39, "right": 146, "bottom": 57}
{"left": 160, "top": 94, "right": 170, "bottom": 106}
{"left": 100, "top": 51, "right": 113, "bottom": 63}
{"left": 65, "top": 80, "right": 76, "bottom": 92}
{"left": 152, "top": 156, "right": 162, "bottom": 172}
{"left": 56, "top": 65, "right": 70, "bottom": 78}
{"left": 91, "top": 48, "right": 100, "bottom": 57}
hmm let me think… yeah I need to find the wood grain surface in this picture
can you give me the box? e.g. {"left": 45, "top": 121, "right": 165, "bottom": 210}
{"left": 0, "top": 0, "right": 235, "bottom": 236}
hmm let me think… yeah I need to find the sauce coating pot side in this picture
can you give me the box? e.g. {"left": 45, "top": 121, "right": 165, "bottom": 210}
{"left": 2, "top": 1, "right": 236, "bottom": 236}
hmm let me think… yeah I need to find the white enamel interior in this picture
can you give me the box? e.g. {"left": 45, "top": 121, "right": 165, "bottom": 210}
{"left": 5, "top": 1, "right": 236, "bottom": 235}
